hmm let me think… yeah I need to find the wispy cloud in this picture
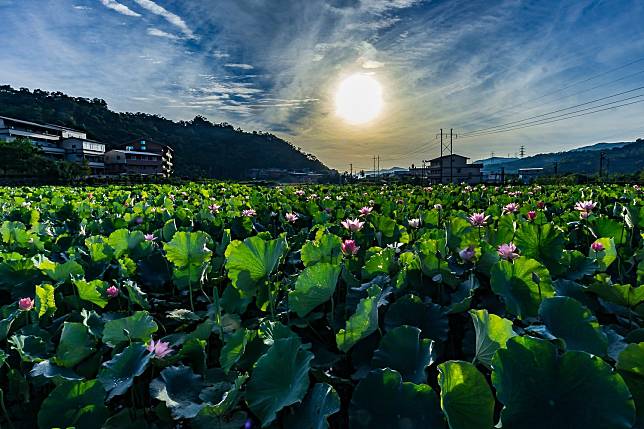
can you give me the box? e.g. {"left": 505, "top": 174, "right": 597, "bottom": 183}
{"left": 99, "top": 0, "right": 140, "bottom": 17}
{"left": 131, "top": 0, "right": 196, "bottom": 40}
{"left": 224, "top": 63, "right": 254, "bottom": 70}
{"left": 147, "top": 27, "right": 179, "bottom": 40}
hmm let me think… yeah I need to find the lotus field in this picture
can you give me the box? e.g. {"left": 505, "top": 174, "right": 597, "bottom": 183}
{"left": 0, "top": 183, "right": 643, "bottom": 429}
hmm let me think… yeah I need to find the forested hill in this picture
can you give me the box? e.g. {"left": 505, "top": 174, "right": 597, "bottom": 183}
{"left": 0, "top": 86, "right": 330, "bottom": 178}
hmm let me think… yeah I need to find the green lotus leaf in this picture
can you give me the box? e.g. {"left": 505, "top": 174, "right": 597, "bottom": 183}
{"left": 371, "top": 325, "right": 434, "bottom": 383}
{"left": 33, "top": 255, "right": 83, "bottom": 283}
{"left": 336, "top": 287, "right": 380, "bottom": 353}
{"left": 246, "top": 337, "right": 313, "bottom": 426}
{"left": 616, "top": 342, "right": 644, "bottom": 429}
{"left": 560, "top": 250, "right": 598, "bottom": 280}
{"left": 54, "top": 322, "right": 96, "bottom": 368}
{"left": 35, "top": 283, "right": 56, "bottom": 317}
{"left": 362, "top": 248, "right": 396, "bottom": 280}
{"left": 514, "top": 223, "right": 565, "bottom": 272}
{"left": 492, "top": 336, "right": 635, "bottom": 429}
{"left": 438, "top": 360, "right": 495, "bottom": 429}
{"left": 300, "top": 233, "right": 342, "bottom": 266}
{"left": 490, "top": 257, "right": 555, "bottom": 318}
{"left": 284, "top": 383, "right": 341, "bottom": 429}
{"left": 590, "top": 237, "right": 617, "bottom": 271}
{"left": 593, "top": 217, "right": 627, "bottom": 245}
{"left": 101, "top": 408, "right": 150, "bottom": 429}
{"left": 164, "top": 231, "right": 213, "bottom": 268}
{"left": 289, "top": 262, "right": 341, "bottom": 317}
{"left": 102, "top": 311, "right": 158, "bottom": 347}
{"left": 225, "top": 235, "right": 286, "bottom": 297}
{"left": 37, "top": 379, "right": 108, "bottom": 429}
{"left": 108, "top": 228, "right": 146, "bottom": 258}
{"left": 30, "top": 360, "right": 83, "bottom": 381}
{"left": 469, "top": 309, "right": 516, "bottom": 368}
{"left": 587, "top": 282, "right": 644, "bottom": 308}
{"left": 349, "top": 368, "right": 444, "bottom": 429}
{"left": 150, "top": 365, "right": 205, "bottom": 419}
{"left": 539, "top": 296, "right": 608, "bottom": 355}
{"left": 98, "top": 343, "right": 151, "bottom": 400}
{"left": 196, "top": 374, "right": 248, "bottom": 421}
{"left": 9, "top": 334, "right": 47, "bottom": 362}
{"left": 384, "top": 294, "right": 448, "bottom": 341}
{"left": 219, "top": 328, "right": 248, "bottom": 373}
{"left": 73, "top": 278, "right": 109, "bottom": 308}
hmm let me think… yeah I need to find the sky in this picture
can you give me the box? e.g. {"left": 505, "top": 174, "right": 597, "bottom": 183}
{"left": 1, "top": 0, "right": 644, "bottom": 171}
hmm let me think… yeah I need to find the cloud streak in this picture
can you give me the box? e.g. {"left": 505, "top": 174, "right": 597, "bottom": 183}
{"left": 131, "top": 0, "right": 196, "bottom": 39}
{"left": 99, "top": 0, "right": 140, "bottom": 17}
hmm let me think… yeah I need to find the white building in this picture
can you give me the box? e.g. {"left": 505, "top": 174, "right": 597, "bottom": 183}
{"left": 0, "top": 116, "right": 105, "bottom": 174}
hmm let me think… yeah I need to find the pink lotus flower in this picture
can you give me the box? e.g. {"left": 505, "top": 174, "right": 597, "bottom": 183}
{"left": 503, "top": 203, "right": 520, "bottom": 214}
{"left": 359, "top": 206, "right": 373, "bottom": 217}
{"left": 497, "top": 243, "right": 519, "bottom": 261}
{"left": 574, "top": 200, "right": 597, "bottom": 213}
{"left": 106, "top": 286, "right": 119, "bottom": 298}
{"left": 144, "top": 233, "right": 157, "bottom": 241}
{"left": 459, "top": 246, "right": 475, "bottom": 262}
{"left": 580, "top": 211, "right": 590, "bottom": 220}
{"left": 526, "top": 211, "right": 536, "bottom": 221}
{"left": 468, "top": 212, "right": 490, "bottom": 227}
{"left": 342, "top": 218, "right": 364, "bottom": 232}
{"left": 591, "top": 241, "right": 605, "bottom": 252}
{"left": 208, "top": 204, "right": 221, "bottom": 213}
{"left": 18, "top": 297, "right": 34, "bottom": 311}
{"left": 341, "top": 239, "right": 360, "bottom": 255}
{"left": 295, "top": 189, "right": 305, "bottom": 196}
{"left": 242, "top": 209, "right": 256, "bottom": 217}
{"left": 408, "top": 218, "right": 421, "bottom": 229}
{"left": 147, "top": 338, "right": 173, "bottom": 359}
{"left": 285, "top": 212, "right": 299, "bottom": 223}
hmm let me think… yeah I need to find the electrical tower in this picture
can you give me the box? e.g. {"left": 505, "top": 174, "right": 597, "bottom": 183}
{"left": 519, "top": 145, "right": 525, "bottom": 158}
{"left": 599, "top": 151, "right": 608, "bottom": 178}
{"left": 435, "top": 128, "right": 457, "bottom": 183}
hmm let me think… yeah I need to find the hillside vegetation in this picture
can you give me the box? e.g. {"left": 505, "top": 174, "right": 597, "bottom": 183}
{"left": 0, "top": 86, "right": 330, "bottom": 178}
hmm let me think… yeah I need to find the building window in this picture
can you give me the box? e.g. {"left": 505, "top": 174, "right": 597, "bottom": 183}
{"left": 126, "top": 145, "right": 134, "bottom": 151}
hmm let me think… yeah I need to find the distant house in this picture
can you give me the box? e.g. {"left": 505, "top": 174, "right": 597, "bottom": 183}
{"left": 0, "top": 115, "right": 105, "bottom": 174}
{"left": 426, "top": 154, "right": 483, "bottom": 184}
{"left": 518, "top": 167, "right": 545, "bottom": 183}
{"left": 108, "top": 138, "right": 174, "bottom": 176}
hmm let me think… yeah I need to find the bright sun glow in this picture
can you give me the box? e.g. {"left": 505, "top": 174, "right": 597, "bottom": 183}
{"left": 335, "top": 74, "right": 383, "bottom": 125}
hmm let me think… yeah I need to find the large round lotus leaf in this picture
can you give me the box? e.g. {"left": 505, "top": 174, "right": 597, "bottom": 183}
{"left": 300, "top": 234, "right": 343, "bottom": 267}
{"left": 514, "top": 223, "right": 565, "bottom": 272}
{"left": 539, "top": 297, "right": 608, "bottom": 355}
{"left": 37, "top": 379, "right": 108, "bottom": 429}
{"left": 246, "top": 337, "right": 313, "bottom": 427}
{"left": 616, "top": 342, "right": 644, "bottom": 429}
{"left": 384, "top": 294, "right": 448, "bottom": 341}
{"left": 54, "top": 322, "right": 95, "bottom": 368}
{"left": 102, "top": 311, "right": 158, "bottom": 347}
{"left": 349, "top": 368, "right": 444, "bottom": 429}
{"left": 371, "top": 325, "right": 434, "bottom": 383}
{"left": 336, "top": 290, "right": 380, "bottom": 353}
{"left": 98, "top": 343, "right": 151, "bottom": 400}
{"left": 284, "top": 383, "right": 341, "bottom": 429}
{"left": 150, "top": 365, "right": 205, "bottom": 419}
{"left": 438, "top": 360, "right": 495, "bottom": 429}
{"left": 163, "top": 231, "right": 213, "bottom": 268}
{"left": 289, "top": 262, "right": 341, "bottom": 317}
{"left": 492, "top": 336, "right": 635, "bottom": 429}
{"left": 224, "top": 236, "right": 287, "bottom": 296}
{"left": 469, "top": 309, "right": 516, "bottom": 368}
{"left": 490, "top": 257, "right": 555, "bottom": 319}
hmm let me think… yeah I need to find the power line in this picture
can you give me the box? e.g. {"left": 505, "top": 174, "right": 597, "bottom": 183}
{"left": 461, "top": 86, "right": 644, "bottom": 137}
{"left": 459, "top": 55, "right": 644, "bottom": 130}
{"left": 460, "top": 98, "right": 644, "bottom": 138}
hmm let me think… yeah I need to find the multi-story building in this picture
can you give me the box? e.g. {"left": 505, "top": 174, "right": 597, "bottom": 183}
{"left": 0, "top": 115, "right": 105, "bottom": 174}
{"left": 426, "top": 154, "right": 483, "bottom": 184}
{"left": 103, "top": 149, "right": 166, "bottom": 176}
{"left": 112, "top": 138, "right": 174, "bottom": 176}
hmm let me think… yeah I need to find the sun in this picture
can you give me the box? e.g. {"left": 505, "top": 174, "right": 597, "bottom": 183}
{"left": 335, "top": 73, "right": 384, "bottom": 125}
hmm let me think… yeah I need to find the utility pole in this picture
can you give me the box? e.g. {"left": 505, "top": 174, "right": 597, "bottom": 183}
{"left": 599, "top": 151, "right": 607, "bottom": 178}
{"left": 501, "top": 167, "right": 505, "bottom": 184}
{"left": 436, "top": 128, "right": 456, "bottom": 184}
{"left": 449, "top": 128, "right": 457, "bottom": 183}
{"left": 373, "top": 156, "right": 376, "bottom": 181}
{"left": 349, "top": 163, "right": 353, "bottom": 178}
{"left": 377, "top": 155, "right": 380, "bottom": 180}
{"left": 519, "top": 145, "right": 525, "bottom": 158}
{"left": 553, "top": 161, "right": 558, "bottom": 176}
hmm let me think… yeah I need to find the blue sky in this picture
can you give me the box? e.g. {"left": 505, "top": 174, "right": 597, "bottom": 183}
{"left": 1, "top": 0, "right": 644, "bottom": 170}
